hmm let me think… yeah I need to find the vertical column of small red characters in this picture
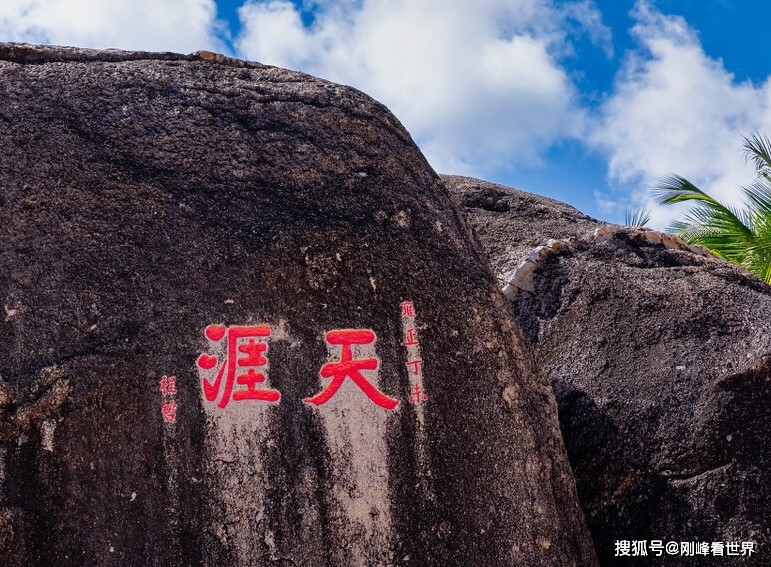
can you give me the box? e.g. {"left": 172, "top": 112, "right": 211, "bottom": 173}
{"left": 401, "top": 301, "right": 427, "bottom": 405}
{"left": 160, "top": 375, "right": 178, "bottom": 424}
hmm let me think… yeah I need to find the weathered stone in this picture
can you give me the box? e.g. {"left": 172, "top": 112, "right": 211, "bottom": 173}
{"left": 445, "top": 174, "right": 771, "bottom": 565}
{"left": 442, "top": 175, "right": 602, "bottom": 287}
{"left": 0, "top": 45, "right": 597, "bottom": 566}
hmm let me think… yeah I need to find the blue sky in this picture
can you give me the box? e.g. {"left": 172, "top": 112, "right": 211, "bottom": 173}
{"left": 3, "top": 0, "right": 770, "bottom": 228}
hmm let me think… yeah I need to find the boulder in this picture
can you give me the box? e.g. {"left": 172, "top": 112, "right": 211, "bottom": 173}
{"left": 0, "top": 45, "right": 597, "bottom": 566}
{"left": 444, "top": 174, "right": 771, "bottom": 565}
{"left": 441, "top": 175, "right": 601, "bottom": 288}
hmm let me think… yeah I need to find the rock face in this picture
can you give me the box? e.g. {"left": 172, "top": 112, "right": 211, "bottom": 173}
{"left": 445, "top": 174, "right": 771, "bottom": 565}
{"left": 442, "top": 175, "right": 602, "bottom": 287}
{"left": 0, "top": 45, "right": 597, "bottom": 566}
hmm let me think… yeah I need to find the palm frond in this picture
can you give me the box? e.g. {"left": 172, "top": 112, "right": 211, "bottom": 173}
{"left": 654, "top": 175, "right": 754, "bottom": 243}
{"left": 746, "top": 221, "right": 771, "bottom": 252}
{"left": 742, "top": 132, "right": 771, "bottom": 176}
{"left": 656, "top": 133, "right": 771, "bottom": 284}
{"left": 677, "top": 205, "right": 753, "bottom": 261}
{"left": 742, "top": 178, "right": 771, "bottom": 223}
{"left": 624, "top": 208, "right": 651, "bottom": 227}
{"left": 653, "top": 175, "right": 718, "bottom": 205}
{"left": 743, "top": 201, "right": 771, "bottom": 283}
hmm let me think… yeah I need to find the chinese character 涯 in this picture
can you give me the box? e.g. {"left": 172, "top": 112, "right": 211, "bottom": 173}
{"left": 304, "top": 329, "right": 398, "bottom": 410}
{"left": 197, "top": 324, "right": 280, "bottom": 408}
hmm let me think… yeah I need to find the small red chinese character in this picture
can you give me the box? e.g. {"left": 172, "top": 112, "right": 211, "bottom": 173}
{"left": 197, "top": 324, "right": 280, "bottom": 408}
{"left": 160, "top": 375, "right": 177, "bottom": 395}
{"left": 408, "top": 382, "right": 427, "bottom": 404}
{"left": 304, "top": 329, "right": 398, "bottom": 410}
{"left": 401, "top": 301, "right": 416, "bottom": 318}
{"left": 404, "top": 328, "right": 419, "bottom": 346}
{"left": 406, "top": 359, "right": 423, "bottom": 376}
{"left": 161, "top": 400, "right": 177, "bottom": 422}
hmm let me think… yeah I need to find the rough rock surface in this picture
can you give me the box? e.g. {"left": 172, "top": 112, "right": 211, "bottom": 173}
{"left": 441, "top": 175, "right": 602, "bottom": 287}
{"left": 444, "top": 174, "right": 771, "bottom": 565}
{"left": 0, "top": 45, "right": 597, "bottom": 566}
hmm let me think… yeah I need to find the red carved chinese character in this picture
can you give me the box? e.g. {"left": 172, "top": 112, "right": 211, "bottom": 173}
{"left": 197, "top": 324, "right": 280, "bottom": 408}
{"left": 160, "top": 375, "right": 177, "bottom": 396}
{"left": 161, "top": 400, "right": 177, "bottom": 422}
{"left": 304, "top": 329, "right": 398, "bottom": 410}
{"left": 404, "top": 328, "right": 419, "bottom": 346}
{"left": 408, "top": 382, "right": 427, "bottom": 404}
{"left": 401, "top": 301, "right": 416, "bottom": 318}
{"left": 406, "top": 359, "right": 423, "bottom": 376}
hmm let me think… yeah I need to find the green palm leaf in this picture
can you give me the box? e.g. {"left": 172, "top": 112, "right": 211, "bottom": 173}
{"left": 654, "top": 175, "right": 754, "bottom": 259}
{"left": 742, "top": 132, "right": 771, "bottom": 176}
{"left": 624, "top": 208, "right": 651, "bottom": 227}
{"left": 654, "top": 157, "right": 771, "bottom": 284}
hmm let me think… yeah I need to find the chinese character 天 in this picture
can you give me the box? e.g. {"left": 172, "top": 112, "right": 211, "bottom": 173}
{"left": 304, "top": 329, "right": 399, "bottom": 410}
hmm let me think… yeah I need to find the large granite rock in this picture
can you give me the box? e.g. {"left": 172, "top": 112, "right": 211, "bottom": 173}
{"left": 0, "top": 45, "right": 597, "bottom": 566}
{"left": 442, "top": 175, "right": 602, "bottom": 287}
{"left": 445, "top": 174, "right": 771, "bottom": 565}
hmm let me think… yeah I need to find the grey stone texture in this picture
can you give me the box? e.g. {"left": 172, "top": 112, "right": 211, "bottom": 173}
{"left": 0, "top": 45, "right": 597, "bottom": 566}
{"left": 444, "top": 174, "right": 771, "bottom": 565}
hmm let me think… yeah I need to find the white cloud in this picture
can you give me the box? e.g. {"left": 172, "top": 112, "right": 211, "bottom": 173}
{"left": 235, "top": 0, "right": 610, "bottom": 174}
{"left": 591, "top": 0, "right": 771, "bottom": 229}
{"left": 0, "top": 0, "right": 226, "bottom": 54}
{"left": 560, "top": 0, "right": 613, "bottom": 58}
